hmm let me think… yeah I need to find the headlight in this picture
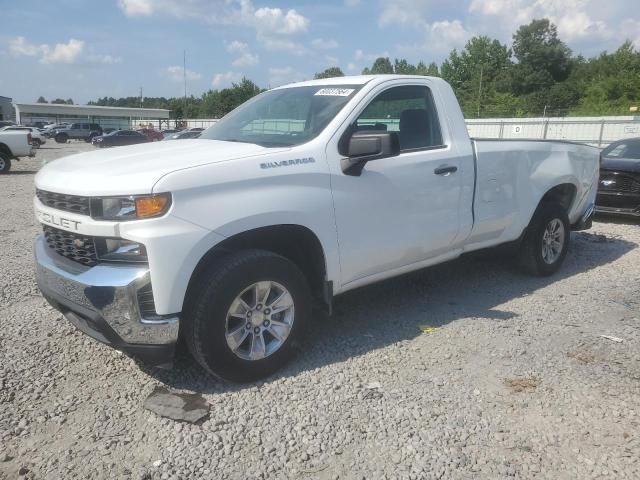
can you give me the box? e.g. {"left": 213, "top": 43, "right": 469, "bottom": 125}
{"left": 91, "top": 193, "right": 171, "bottom": 221}
{"left": 95, "top": 238, "right": 147, "bottom": 262}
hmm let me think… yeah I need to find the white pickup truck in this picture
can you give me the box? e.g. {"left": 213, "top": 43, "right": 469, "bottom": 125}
{"left": 34, "top": 75, "right": 599, "bottom": 381}
{"left": 0, "top": 129, "right": 36, "bottom": 173}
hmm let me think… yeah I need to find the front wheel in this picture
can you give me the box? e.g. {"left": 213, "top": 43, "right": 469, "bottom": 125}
{"left": 183, "top": 250, "right": 311, "bottom": 382}
{"left": 54, "top": 133, "right": 68, "bottom": 143}
{"left": 518, "top": 203, "right": 570, "bottom": 276}
{"left": 0, "top": 153, "right": 11, "bottom": 173}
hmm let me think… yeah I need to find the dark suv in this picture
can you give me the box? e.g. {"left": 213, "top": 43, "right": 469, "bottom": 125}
{"left": 54, "top": 123, "right": 103, "bottom": 143}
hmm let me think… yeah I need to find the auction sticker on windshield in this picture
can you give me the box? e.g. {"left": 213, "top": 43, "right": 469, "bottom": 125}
{"left": 314, "top": 88, "right": 355, "bottom": 96}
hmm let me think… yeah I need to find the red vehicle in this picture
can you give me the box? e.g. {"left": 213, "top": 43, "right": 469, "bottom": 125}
{"left": 137, "top": 128, "right": 163, "bottom": 142}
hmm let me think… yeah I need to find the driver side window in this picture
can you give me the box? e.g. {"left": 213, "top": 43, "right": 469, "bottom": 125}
{"left": 356, "top": 85, "right": 443, "bottom": 151}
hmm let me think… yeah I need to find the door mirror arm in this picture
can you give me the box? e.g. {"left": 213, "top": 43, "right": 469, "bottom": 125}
{"left": 340, "top": 130, "right": 400, "bottom": 176}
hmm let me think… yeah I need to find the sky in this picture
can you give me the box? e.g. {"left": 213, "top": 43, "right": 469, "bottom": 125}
{"left": 1, "top": 0, "right": 639, "bottom": 104}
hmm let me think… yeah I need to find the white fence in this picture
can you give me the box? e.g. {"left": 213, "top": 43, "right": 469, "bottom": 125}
{"left": 180, "top": 116, "right": 640, "bottom": 147}
{"left": 466, "top": 116, "right": 640, "bottom": 147}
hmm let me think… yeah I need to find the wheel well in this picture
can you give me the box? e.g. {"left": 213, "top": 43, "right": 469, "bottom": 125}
{"left": 539, "top": 183, "right": 576, "bottom": 212}
{"left": 188, "top": 225, "right": 328, "bottom": 304}
{"left": 0, "top": 143, "right": 12, "bottom": 158}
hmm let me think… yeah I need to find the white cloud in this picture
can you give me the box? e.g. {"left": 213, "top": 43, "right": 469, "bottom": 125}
{"left": 88, "top": 54, "right": 123, "bottom": 65}
{"left": 212, "top": 71, "right": 242, "bottom": 88}
{"left": 225, "top": 40, "right": 259, "bottom": 66}
{"left": 620, "top": 19, "right": 640, "bottom": 49}
{"left": 312, "top": 38, "right": 339, "bottom": 50}
{"left": 116, "top": 1, "right": 310, "bottom": 58}
{"left": 254, "top": 7, "right": 309, "bottom": 35}
{"left": 167, "top": 65, "right": 202, "bottom": 81}
{"left": 232, "top": 52, "right": 259, "bottom": 67}
{"left": 9, "top": 36, "right": 40, "bottom": 56}
{"left": 40, "top": 39, "right": 84, "bottom": 64}
{"left": 468, "top": 0, "right": 606, "bottom": 41}
{"left": 226, "top": 40, "right": 249, "bottom": 54}
{"left": 116, "top": 1, "right": 309, "bottom": 36}
{"left": 347, "top": 62, "right": 358, "bottom": 73}
{"left": 117, "top": 0, "right": 153, "bottom": 16}
{"left": 10, "top": 37, "right": 85, "bottom": 64}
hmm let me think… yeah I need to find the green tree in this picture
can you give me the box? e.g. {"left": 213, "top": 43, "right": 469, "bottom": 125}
{"left": 199, "top": 78, "right": 262, "bottom": 118}
{"left": 36, "top": 96, "right": 48, "bottom": 103}
{"left": 441, "top": 36, "right": 512, "bottom": 117}
{"left": 510, "top": 19, "right": 572, "bottom": 95}
{"left": 363, "top": 57, "right": 394, "bottom": 74}
{"left": 314, "top": 67, "right": 344, "bottom": 79}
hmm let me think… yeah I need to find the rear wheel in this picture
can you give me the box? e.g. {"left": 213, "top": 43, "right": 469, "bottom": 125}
{"left": 518, "top": 203, "right": 570, "bottom": 276}
{"left": 55, "top": 133, "right": 68, "bottom": 143}
{"left": 0, "top": 153, "right": 11, "bottom": 173}
{"left": 183, "top": 250, "right": 311, "bottom": 382}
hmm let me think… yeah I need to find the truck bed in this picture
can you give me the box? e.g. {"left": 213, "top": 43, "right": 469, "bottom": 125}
{"left": 465, "top": 138, "right": 600, "bottom": 250}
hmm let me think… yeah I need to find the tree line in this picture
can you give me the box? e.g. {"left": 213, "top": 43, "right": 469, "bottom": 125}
{"left": 38, "top": 19, "right": 640, "bottom": 119}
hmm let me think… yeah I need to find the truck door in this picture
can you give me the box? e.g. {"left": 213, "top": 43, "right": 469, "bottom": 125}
{"left": 326, "top": 81, "right": 467, "bottom": 286}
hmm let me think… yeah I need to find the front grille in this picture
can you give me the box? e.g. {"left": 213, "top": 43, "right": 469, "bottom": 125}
{"left": 36, "top": 189, "right": 91, "bottom": 216}
{"left": 43, "top": 225, "right": 98, "bottom": 266}
{"left": 599, "top": 173, "right": 640, "bottom": 194}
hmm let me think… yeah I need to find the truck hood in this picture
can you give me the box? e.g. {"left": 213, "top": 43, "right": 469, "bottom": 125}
{"left": 35, "top": 139, "right": 288, "bottom": 196}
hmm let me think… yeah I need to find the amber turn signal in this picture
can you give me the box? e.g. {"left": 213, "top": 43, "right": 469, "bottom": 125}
{"left": 135, "top": 194, "right": 171, "bottom": 218}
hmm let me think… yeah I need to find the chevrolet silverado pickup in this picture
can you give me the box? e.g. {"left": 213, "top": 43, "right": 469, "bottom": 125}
{"left": 0, "top": 129, "right": 36, "bottom": 173}
{"left": 34, "top": 75, "right": 599, "bottom": 382}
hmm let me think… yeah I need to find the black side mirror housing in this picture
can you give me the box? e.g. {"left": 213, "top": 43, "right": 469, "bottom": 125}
{"left": 341, "top": 130, "right": 400, "bottom": 176}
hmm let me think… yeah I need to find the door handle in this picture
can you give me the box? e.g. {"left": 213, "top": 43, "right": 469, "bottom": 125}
{"left": 434, "top": 165, "right": 458, "bottom": 176}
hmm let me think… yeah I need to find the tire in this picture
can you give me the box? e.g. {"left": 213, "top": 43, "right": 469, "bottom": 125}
{"left": 55, "top": 133, "right": 68, "bottom": 144}
{"left": 183, "top": 249, "right": 311, "bottom": 382}
{"left": 0, "top": 153, "right": 11, "bottom": 173}
{"left": 34, "top": 139, "right": 42, "bottom": 147}
{"left": 518, "top": 203, "right": 570, "bottom": 276}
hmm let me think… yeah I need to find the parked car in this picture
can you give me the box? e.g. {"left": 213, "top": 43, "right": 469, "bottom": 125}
{"left": 0, "top": 126, "right": 46, "bottom": 147}
{"left": 92, "top": 129, "right": 149, "bottom": 148}
{"left": 137, "top": 128, "right": 164, "bottom": 142}
{"left": 595, "top": 138, "right": 640, "bottom": 217}
{"left": 54, "top": 123, "right": 103, "bottom": 143}
{"left": 161, "top": 129, "right": 179, "bottom": 138}
{"left": 102, "top": 128, "right": 117, "bottom": 134}
{"left": 42, "top": 123, "right": 70, "bottom": 138}
{"left": 0, "top": 120, "right": 16, "bottom": 128}
{"left": 0, "top": 129, "right": 36, "bottom": 173}
{"left": 33, "top": 75, "right": 599, "bottom": 381}
{"left": 26, "top": 121, "right": 51, "bottom": 129}
{"left": 164, "top": 130, "right": 201, "bottom": 140}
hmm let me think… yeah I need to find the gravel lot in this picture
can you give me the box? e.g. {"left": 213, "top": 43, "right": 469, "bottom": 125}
{"left": 1, "top": 142, "right": 639, "bottom": 479}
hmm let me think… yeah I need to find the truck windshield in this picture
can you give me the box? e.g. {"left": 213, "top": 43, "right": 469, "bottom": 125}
{"left": 200, "top": 85, "right": 361, "bottom": 147}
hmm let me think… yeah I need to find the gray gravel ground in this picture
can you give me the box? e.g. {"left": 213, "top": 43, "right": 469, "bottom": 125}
{"left": 1, "top": 142, "right": 639, "bottom": 479}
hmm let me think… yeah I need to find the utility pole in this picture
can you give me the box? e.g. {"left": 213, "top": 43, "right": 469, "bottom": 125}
{"left": 183, "top": 50, "right": 187, "bottom": 117}
{"left": 476, "top": 65, "right": 483, "bottom": 119}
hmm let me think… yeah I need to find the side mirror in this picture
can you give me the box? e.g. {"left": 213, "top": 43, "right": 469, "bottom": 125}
{"left": 341, "top": 130, "right": 400, "bottom": 176}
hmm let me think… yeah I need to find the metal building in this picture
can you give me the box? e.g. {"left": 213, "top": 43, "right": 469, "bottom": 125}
{"left": 0, "top": 96, "right": 14, "bottom": 122}
{"left": 13, "top": 103, "right": 170, "bottom": 130}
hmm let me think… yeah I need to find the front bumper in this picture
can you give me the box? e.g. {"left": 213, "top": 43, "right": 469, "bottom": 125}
{"left": 34, "top": 235, "right": 179, "bottom": 367}
{"left": 596, "top": 192, "right": 640, "bottom": 218}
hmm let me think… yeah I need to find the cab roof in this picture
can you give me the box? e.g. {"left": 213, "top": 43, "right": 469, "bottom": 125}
{"left": 272, "top": 74, "right": 441, "bottom": 90}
